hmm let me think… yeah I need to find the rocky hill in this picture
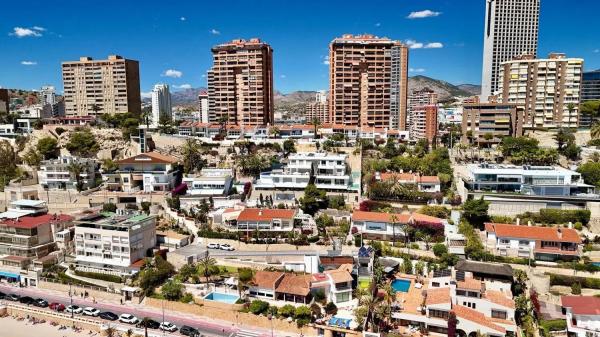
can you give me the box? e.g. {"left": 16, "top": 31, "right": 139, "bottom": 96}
{"left": 408, "top": 75, "right": 479, "bottom": 101}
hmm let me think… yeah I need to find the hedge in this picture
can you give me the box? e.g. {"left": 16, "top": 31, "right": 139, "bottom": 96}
{"left": 540, "top": 319, "right": 567, "bottom": 337}
{"left": 74, "top": 270, "right": 122, "bottom": 283}
{"left": 517, "top": 209, "right": 591, "bottom": 226}
{"left": 548, "top": 274, "right": 600, "bottom": 289}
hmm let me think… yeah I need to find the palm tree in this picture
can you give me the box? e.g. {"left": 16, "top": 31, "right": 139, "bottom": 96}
{"left": 198, "top": 253, "right": 217, "bottom": 283}
{"left": 90, "top": 103, "right": 102, "bottom": 115}
{"left": 373, "top": 302, "right": 391, "bottom": 332}
{"left": 269, "top": 126, "right": 280, "bottom": 139}
{"left": 67, "top": 162, "right": 85, "bottom": 191}
{"left": 140, "top": 317, "right": 151, "bottom": 337}
{"left": 591, "top": 122, "right": 600, "bottom": 139}
{"left": 311, "top": 117, "right": 322, "bottom": 139}
{"left": 104, "top": 326, "right": 117, "bottom": 337}
{"left": 125, "top": 328, "right": 134, "bottom": 337}
{"left": 358, "top": 293, "right": 377, "bottom": 331}
{"left": 389, "top": 214, "right": 398, "bottom": 245}
{"left": 141, "top": 106, "right": 153, "bottom": 129}
{"left": 182, "top": 138, "right": 203, "bottom": 174}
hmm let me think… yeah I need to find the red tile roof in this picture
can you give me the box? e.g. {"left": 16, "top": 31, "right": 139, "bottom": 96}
{"left": 378, "top": 172, "right": 440, "bottom": 184}
{"left": 0, "top": 214, "right": 73, "bottom": 229}
{"left": 456, "top": 278, "right": 483, "bottom": 291}
{"left": 237, "top": 208, "right": 296, "bottom": 222}
{"left": 251, "top": 271, "right": 285, "bottom": 289}
{"left": 485, "top": 223, "right": 581, "bottom": 243}
{"left": 425, "top": 287, "right": 451, "bottom": 305}
{"left": 562, "top": 296, "right": 600, "bottom": 315}
{"left": 484, "top": 290, "right": 515, "bottom": 309}
{"left": 275, "top": 274, "right": 311, "bottom": 296}
{"left": 352, "top": 210, "right": 410, "bottom": 223}
{"left": 453, "top": 305, "right": 506, "bottom": 333}
{"left": 116, "top": 152, "right": 178, "bottom": 165}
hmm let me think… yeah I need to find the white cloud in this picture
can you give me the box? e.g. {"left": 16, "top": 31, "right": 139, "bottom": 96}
{"left": 21, "top": 61, "right": 37, "bottom": 65}
{"left": 594, "top": 49, "right": 600, "bottom": 53}
{"left": 407, "top": 10, "right": 441, "bottom": 19}
{"left": 175, "top": 84, "right": 192, "bottom": 90}
{"left": 405, "top": 40, "right": 443, "bottom": 49}
{"left": 409, "top": 68, "right": 425, "bottom": 73}
{"left": 375, "top": 22, "right": 381, "bottom": 27}
{"left": 425, "top": 42, "right": 443, "bottom": 49}
{"left": 405, "top": 40, "right": 424, "bottom": 49}
{"left": 162, "top": 69, "right": 183, "bottom": 78}
{"left": 141, "top": 91, "right": 152, "bottom": 99}
{"left": 32, "top": 26, "right": 46, "bottom": 31}
{"left": 210, "top": 28, "right": 220, "bottom": 35}
{"left": 10, "top": 27, "right": 43, "bottom": 37}
{"left": 322, "top": 55, "right": 330, "bottom": 65}
{"left": 180, "top": 17, "right": 186, "bottom": 21}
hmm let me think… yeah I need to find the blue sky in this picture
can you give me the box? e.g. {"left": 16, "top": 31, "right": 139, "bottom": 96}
{"left": 1, "top": 0, "right": 599, "bottom": 95}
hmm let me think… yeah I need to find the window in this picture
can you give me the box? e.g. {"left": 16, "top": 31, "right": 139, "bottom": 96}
{"left": 491, "top": 310, "right": 507, "bottom": 320}
{"left": 429, "top": 309, "right": 449, "bottom": 320}
{"left": 500, "top": 239, "right": 510, "bottom": 244}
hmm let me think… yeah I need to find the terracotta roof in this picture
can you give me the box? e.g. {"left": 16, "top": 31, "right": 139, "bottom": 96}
{"left": 352, "top": 210, "right": 410, "bottom": 223}
{"left": 484, "top": 290, "right": 515, "bottom": 309}
{"left": 237, "top": 208, "right": 296, "bottom": 222}
{"left": 378, "top": 172, "right": 440, "bottom": 184}
{"left": 561, "top": 296, "right": 600, "bottom": 315}
{"left": 1, "top": 255, "right": 30, "bottom": 262}
{"left": 116, "top": 152, "right": 178, "bottom": 165}
{"left": 251, "top": 271, "right": 284, "bottom": 289}
{"left": 325, "top": 269, "right": 353, "bottom": 284}
{"left": 485, "top": 223, "right": 581, "bottom": 243}
{"left": 453, "top": 305, "right": 506, "bottom": 333}
{"left": 425, "top": 287, "right": 451, "bottom": 305}
{"left": 275, "top": 274, "right": 311, "bottom": 296}
{"left": 411, "top": 213, "right": 444, "bottom": 225}
{"left": 129, "top": 259, "right": 146, "bottom": 269}
{"left": 0, "top": 214, "right": 73, "bottom": 229}
{"left": 457, "top": 278, "right": 483, "bottom": 291}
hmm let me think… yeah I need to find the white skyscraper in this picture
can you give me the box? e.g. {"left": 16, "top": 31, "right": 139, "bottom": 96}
{"left": 40, "top": 85, "right": 56, "bottom": 105}
{"left": 198, "top": 90, "right": 209, "bottom": 123}
{"left": 481, "top": 0, "right": 540, "bottom": 101}
{"left": 151, "top": 84, "right": 172, "bottom": 127}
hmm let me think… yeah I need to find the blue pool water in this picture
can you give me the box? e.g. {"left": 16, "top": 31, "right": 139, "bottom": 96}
{"left": 203, "top": 292, "right": 239, "bottom": 304}
{"left": 592, "top": 262, "right": 600, "bottom": 267}
{"left": 391, "top": 279, "right": 411, "bottom": 293}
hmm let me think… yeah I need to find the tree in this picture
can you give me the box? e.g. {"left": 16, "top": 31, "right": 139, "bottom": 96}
{"left": 577, "top": 161, "right": 600, "bottom": 188}
{"left": 102, "top": 202, "right": 117, "bottom": 213}
{"left": 591, "top": 122, "right": 600, "bottom": 140}
{"left": 158, "top": 114, "right": 174, "bottom": 134}
{"left": 178, "top": 263, "right": 197, "bottom": 282}
{"left": 312, "top": 117, "right": 322, "bottom": 139}
{"left": 447, "top": 312, "right": 457, "bottom": 337}
{"left": 0, "top": 141, "right": 18, "bottom": 187}
{"left": 483, "top": 133, "right": 493, "bottom": 148}
{"left": 238, "top": 154, "right": 270, "bottom": 177}
{"left": 417, "top": 205, "right": 450, "bottom": 219}
{"left": 237, "top": 268, "right": 254, "bottom": 299}
{"left": 66, "top": 129, "right": 99, "bottom": 157}
{"left": 283, "top": 139, "right": 296, "bottom": 156}
{"left": 182, "top": 138, "right": 205, "bottom": 174}
{"left": 198, "top": 253, "right": 217, "bottom": 282}
{"left": 104, "top": 326, "right": 117, "bottom": 337}
{"left": 22, "top": 148, "right": 42, "bottom": 167}
{"left": 462, "top": 197, "right": 490, "bottom": 228}
{"left": 101, "top": 158, "right": 118, "bottom": 172}
{"left": 299, "top": 183, "right": 327, "bottom": 215}
{"left": 161, "top": 279, "right": 184, "bottom": 300}
{"left": 554, "top": 128, "right": 575, "bottom": 151}
{"left": 432, "top": 243, "right": 448, "bottom": 257}
{"left": 401, "top": 258, "right": 413, "bottom": 274}
{"left": 249, "top": 300, "right": 269, "bottom": 315}
{"left": 67, "top": 162, "right": 86, "bottom": 191}
{"left": 36, "top": 137, "right": 59, "bottom": 159}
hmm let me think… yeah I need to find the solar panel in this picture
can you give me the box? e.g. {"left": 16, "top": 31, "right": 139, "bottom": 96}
{"left": 456, "top": 270, "right": 466, "bottom": 282}
{"left": 433, "top": 269, "right": 451, "bottom": 278}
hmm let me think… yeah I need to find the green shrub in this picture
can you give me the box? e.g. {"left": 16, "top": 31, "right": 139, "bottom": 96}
{"left": 574, "top": 222, "right": 583, "bottom": 230}
{"left": 324, "top": 302, "right": 338, "bottom": 315}
{"left": 517, "top": 209, "right": 591, "bottom": 226}
{"left": 74, "top": 270, "right": 122, "bottom": 283}
{"left": 549, "top": 274, "right": 600, "bottom": 290}
{"left": 432, "top": 243, "right": 448, "bottom": 257}
{"left": 571, "top": 282, "right": 582, "bottom": 295}
{"left": 540, "top": 319, "right": 567, "bottom": 337}
{"left": 249, "top": 300, "right": 270, "bottom": 315}
{"left": 278, "top": 304, "right": 296, "bottom": 318}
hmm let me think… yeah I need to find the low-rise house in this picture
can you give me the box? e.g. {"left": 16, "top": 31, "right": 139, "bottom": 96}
{"left": 182, "top": 168, "right": 233, "bottom": 196}
{"left": 156, "top": 230, "right": 191, "bottom": 250}
{"left": 277, "top": 125, "right": 315, "bottom": 139}
{"left": 351, "top": 210, "right": 445, "bottom": 241}
{"left": 104, "top": 152, "right": 179, "bottom": 192}
{"left": 323, "top": 266, "right": 354, "bottom": 306}
{"left": 73, "top": 212, "right": 156, "bottom": 275}
{"left": 226, "top": 208, "right": 298, "bottom": 234}
{"left": 561, "top": 296, "right": 600, "bottom": 337}
{"left": 0, "top": 199, "right": 48, "bottom": 219}
{"left": 455, "top": 260, "right": 513, "bottom": 285}
{"left": 375, "top": 172, "right": 441, "bottom": 193}
{"left": 0, "top": 124, "right": 18, "bottom": 139}
{"left": 485, "top": 222, "right": 581, "bottom": 261}
{"left": 38, "top": 156, "right": 97, "bottom": 190}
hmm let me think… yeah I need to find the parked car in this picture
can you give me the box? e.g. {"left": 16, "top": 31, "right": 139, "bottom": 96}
{"left": 219, "top": 244, "right": 235, "bottom": 251}
{"left": 137, "top": 319, "right": 160, "bottom": 329}
{"left": 18, "top": 296, "right": 35, "bottom": 305}
{"left": 66, "top": 305, "right": 83, "bottom": 314}
{"left": 83, "top": 307, "right": 100, "bottom": 317}
{"left": 33, "top": 298, "right": 48, "bottom": 307}
{"left": 49, "top": 302, "right": 66, "bottom": 311}
{"left": 207, "top": 243, "right": 220, "bottom": 249}
{"left": 119, "top": 314, "right": 139, "bottom": 324}
{"left": 5, "top": 294, "right": 20, "bottom": 301}
{"left": 180, "top": 325, "right": 200, "bottom": 337}
{"left": 159, "top": 322, "right": 178, "bottom": 332}
{"left": 99, "top": 311, "right": 118, "bottom": 321}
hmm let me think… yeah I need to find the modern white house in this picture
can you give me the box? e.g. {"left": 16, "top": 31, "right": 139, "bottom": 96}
{"left": 103, "top": 152, "right": 179, "bottom": 192}
{"left": 351, "top": 210, "right": 446, "bottom": 241}
{"left": 182, "top": 168, "right": 233, "bottom": 196}
{"left": 561, "top": 296, "right": 600, "bottom": 337}
{"left": 228, "top": 208, "right": 298, "bottom": 235}
{"left": 74, "top": 212, "right": 156, "bottom": 275}
{"left": 38, "top": 156, "right": 97, "bottom": 190}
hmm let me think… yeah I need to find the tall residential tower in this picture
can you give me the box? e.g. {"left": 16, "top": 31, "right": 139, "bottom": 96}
{"left": 481, "top": 0, "right": 540, "bottom": 100}
{"left": 329, "top": 34, "right": 408, "bottom": 129}
{"left": 151, "top": 84, "right": 172, "bottom": 128}
{"left": 207, "top": 38, "right": 274, "bottom": 127}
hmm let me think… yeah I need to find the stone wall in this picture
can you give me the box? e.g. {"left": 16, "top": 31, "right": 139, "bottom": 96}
{"left": 38, "top": 280, "right": 123, "bottom": 303}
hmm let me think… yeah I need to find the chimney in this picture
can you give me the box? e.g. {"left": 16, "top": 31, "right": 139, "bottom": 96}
{"left": 516, "top": 218, "right": 520, "bottom": 226}
{"left": 258, "top": 209, "right": 263, "bottom": 216}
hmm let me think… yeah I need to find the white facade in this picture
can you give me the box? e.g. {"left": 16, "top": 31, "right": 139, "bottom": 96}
{"left": 40, "top": 85, "right": 56, "bottom": 105}
{"left": 151, "top": 84, "right": 172, "bottom": 128}
{"left": 563, "top": 298, "right": 600, "bottom": 337}
{"left": 182, "top": 168, "right": 233, "bottom": 196}
{"left": 38, "top": 156, "right": 97, "bottom": 190}
{"left": 481, "top": 0, "right": 540, "bottom": 100}
{"left": 198, "top": 91, "right": 209, "bottom": 123}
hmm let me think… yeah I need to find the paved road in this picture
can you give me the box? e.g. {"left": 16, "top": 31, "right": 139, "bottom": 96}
{"left": 0, "top": 284, "right": 268, "bottom": 337}
{"left": 207, "top": 248, "right": 326, "bottom": 257}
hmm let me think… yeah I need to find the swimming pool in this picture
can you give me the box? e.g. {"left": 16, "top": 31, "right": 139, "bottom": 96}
{"left": 391, "top": 278, "right": 411, "bottom": 293}
{"left": 203, "top": 292, "right": 240, "bottom": 304}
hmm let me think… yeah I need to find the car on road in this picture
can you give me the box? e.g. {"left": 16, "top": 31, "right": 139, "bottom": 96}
{"left": 180, "top": 325, "right": 200, "bottom": 337}
{"left": 99, "top": 311, "right": 118, "bottom": 321}
{"left": 119, "top": 313, "right": 139, "bottom": 324}
{"left": 137, "top": 318, "right": 160, "bottom": 329}
{"left": 49, "top": 302, "right": 65, "bottom": 311}
{"left": 66, "top": 305, "right": 83, "bottom": 314}
{"left": 83, "top": 307, "right": 100, "bottom": 317}
{"left": 33, "top": 298, "right": 48, "bottom": 307}
{"left": 5, "top": 294, "right": 20, "bottom": 301}
{"left": 159, "top": 322, "right": 178, "bottom": 332}
{"left": 19, "top": 296, "right": 35, "bottom": 305}
{"left": 207, "top": 243, "right": 220, "bottom": 249}
{"left": 219, "top": 243, "right": 235, "bottom": 251}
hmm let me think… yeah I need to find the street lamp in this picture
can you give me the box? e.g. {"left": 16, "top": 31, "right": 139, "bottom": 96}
{"left": 69, "top": 283, "right": 74, "bottom": 319}
{"left": 268, "top": 314, "right": 274, "bottom": 337}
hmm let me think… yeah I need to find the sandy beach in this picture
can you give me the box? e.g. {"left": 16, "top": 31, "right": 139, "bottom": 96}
{"left": 0, "top": 316, "right": 100, "bottom": 337}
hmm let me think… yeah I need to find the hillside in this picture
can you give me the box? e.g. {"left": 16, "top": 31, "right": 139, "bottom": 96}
{"left": 408, "top": 75, "right": 479, "bottom": 100}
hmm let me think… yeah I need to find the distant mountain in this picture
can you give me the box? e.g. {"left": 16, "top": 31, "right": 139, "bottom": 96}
{"left": 171, "top": 87, "right": 206, "bottom": 106}
{"left": 456, "top": 83, "right": 482, "bottom": 96}
{"left": 274, "top": 90, "right": 317, "bottom": 105}
{"left": 408, "top": 75, "right": 478, "bottom": 101}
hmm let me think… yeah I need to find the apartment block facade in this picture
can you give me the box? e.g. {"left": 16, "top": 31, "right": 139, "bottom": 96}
{"left": 329, "top": 34, "right": 408, "bottom": 129}
{"left": 62, "top": 55, "right": 141, "bottom": 116}
{"left": 409, "top": 105, "right": 438, "bottom": 144}
{"left": 37, "top": 156, "right": 97, "bottom": 190}
{"left": 497, "top": 53, "right": 584, "bottom": 128}
{"left": 461, "top": 103, "right": 524, "bottom": 145}
{"left": 207, "top": 38, "right": 274, "bottom": 127}
{"left": 481, "top": 0, "right": 540, "bottom": 100}
{"left": 305, "top": 90, "right": 329, "bottom": 124}
{"left": 151, "top": 84, "right": 172, "bottom": 128}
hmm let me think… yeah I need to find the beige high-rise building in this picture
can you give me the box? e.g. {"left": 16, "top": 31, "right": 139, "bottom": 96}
{"left": 497, "top": 53, "right": 583, "bottom": 128}
{"left": 461, "top": 103, "right": 525, "bottom": 145}
{"left": 329, "top": 34, "right": 409, "bottom": 129}
{"left": 207, "top": 38, "right": 274, "bottom": 127}
{"left": 62, "top": 55, "right": 141, "bottom": 116}
{"left": 407, "top": 88, "right": 438, "bottom": 138}
{"left": 305, "top": 90, "right": 329, "bottom": 123}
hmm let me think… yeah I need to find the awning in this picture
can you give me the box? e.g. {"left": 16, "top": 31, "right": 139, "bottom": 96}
{"left": 121, "top": 286, "right": 139, "bottom": 292}
{"left": 0, "top": 271, "right": 20, "bottom": 280}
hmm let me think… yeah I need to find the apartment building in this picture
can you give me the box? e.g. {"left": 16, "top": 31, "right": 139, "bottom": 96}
{"left": 305, "top": 90, "right": 329, "bottom": 124}
{"left": 151, "top": 84, "right": 172, "bottom": 128}
{"left": 329, "top": 34, "right": 408, "bottom": 129}
{"left": 74, "top": 212, "right": 156, "bottom": 275}
{"left": 182, "top": 168, "right": 233, "bottom": 196}
{"left": 461, "top": 103, "right": 525, "bottom": 145}
{"left": 103, "top": 152, "right": 178, "bottom": 192}
{"left": 561, "top": 296, "right": 600, "bottom": 337}
{"left": 37, "top": 156, "right": 97, "bottom": 190}
{"left": 409, "top": 105, "right": 438, "bottom": 144}
{"left": 407, "top": 88, "right": 438, "bottom": 139}
{"left": 207, "top": 38, "right": 274, "bottom": 127}
{"left": 481, "top": 0, "right": 540, "bottom": 100}
{"left": 580, "top": 70, "right": 600, "bottom": 127}
{"left": 485, "top": 222, "right": 581, "bottom": 261}
{"left": 497, "top": 53, "right": 584, "bottom": 128}
{"left": 0, "top": 213, "right": 73, "bottom": 258}
{"left": 62, "top": 55, "right": 141, "bottom": 116}
{"left": 351, "top": 210, "right": 445, "bottom": 241}
{"left": 198, "top": 90, "right": 209, "bottom": 123}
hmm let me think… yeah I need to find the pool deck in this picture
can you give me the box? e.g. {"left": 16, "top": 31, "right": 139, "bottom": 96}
{"left": 393, "top": 274, "right": 426, "bottom": 316}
